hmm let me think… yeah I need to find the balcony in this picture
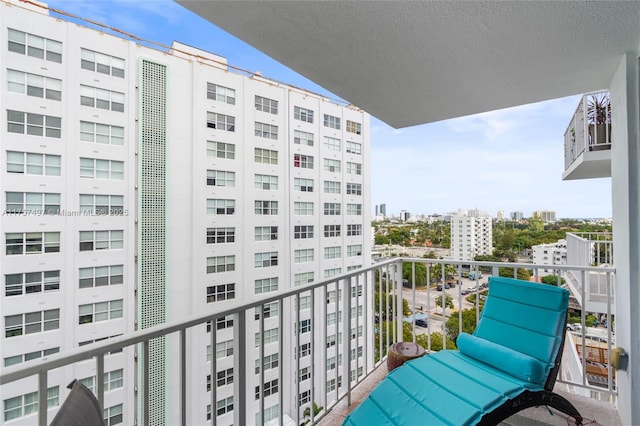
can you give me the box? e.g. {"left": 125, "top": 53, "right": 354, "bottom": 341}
{"left": 0, "top": 258, "right": 619, "bottom": 426}
{"left": 563, "top": 91, "right": 612, "bottom": 181}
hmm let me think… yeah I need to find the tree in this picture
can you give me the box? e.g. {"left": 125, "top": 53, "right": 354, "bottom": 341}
{"left": 303, "top": 402, "right": 323, "bottom": 425}
{"left": 374, "top": 291, "right": 411, "bottom": 320}
{"left": 435, "top": 293, "right": 454, "bottom": 310}
{"left": 445, "top": 309, "right": 480, "bottom": 342}
{"left": 541, "top": 275, "right": 566, "bottom": 286}
{"left": 402, "top": 261, "right": 427, "bottom": 286}
{"left": 429, "top": 263, "right": 458, "bottom": 283}
{"left": 415, "top": 332, "right": 456, "bottom": 351}
{"left": 498, "top": 267, "right": 531, "bottom": 281}
{"left": 375, "top": 321, "right": 414, "bottom": 361}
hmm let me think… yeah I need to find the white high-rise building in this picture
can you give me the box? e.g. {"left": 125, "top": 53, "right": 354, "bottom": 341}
{"left": 532, "top": 210, "right": 557, "bottom": 223}
{"left": 450, "top": 209, "right": 493, "bottom": 261}
{"left": 0, "top": 3, "right": 370, "bottom": 425}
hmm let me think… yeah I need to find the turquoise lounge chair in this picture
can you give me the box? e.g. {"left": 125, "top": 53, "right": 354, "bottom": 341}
{"left": 344, "top": 276, "right": 583, "bottom": 425}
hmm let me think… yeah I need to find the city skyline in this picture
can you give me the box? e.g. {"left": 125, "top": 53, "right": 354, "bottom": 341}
{"left": 45, "top": 0, "right": 612, "bottom": 219}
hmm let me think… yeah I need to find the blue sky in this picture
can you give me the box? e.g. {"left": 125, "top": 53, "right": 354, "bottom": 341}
{"left": 46, "top": 0, "right": 612, "bottom": 219}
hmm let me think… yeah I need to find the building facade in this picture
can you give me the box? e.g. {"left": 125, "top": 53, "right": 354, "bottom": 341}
{"left": 510, "top": 211, "right": 524, "bottom": 221}
{"left": 531, "top": 239, "right": 567, "bottom": 275}
{"left": 0, "top": 3, "right": 371, "bottom": 425}
{"left": 532, "top": 210, "right": 557, "bottom": 223}
{"left": 449, "top": 209, "right": 493, "bottom": 262}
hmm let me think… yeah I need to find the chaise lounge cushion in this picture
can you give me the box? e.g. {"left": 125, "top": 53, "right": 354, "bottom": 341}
{"left": 457, "top": 333, "right": 546, "bottom": 384}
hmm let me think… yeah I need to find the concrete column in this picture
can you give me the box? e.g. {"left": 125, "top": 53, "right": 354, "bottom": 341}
{"left": 610, "top": 50, "right": 640, "bottom": 426}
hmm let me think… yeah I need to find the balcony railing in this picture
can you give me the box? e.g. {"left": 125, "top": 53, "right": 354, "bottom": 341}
{"left": 0, "top": 258, "right": 616, "bottom": 426}
{"left": 563, "top": 91, "right": 612, "bottom": 180}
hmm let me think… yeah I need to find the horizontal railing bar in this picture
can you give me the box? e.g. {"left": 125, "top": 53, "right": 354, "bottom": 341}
{"left": 0, "top": 258, "right": 615, "bottom": 387}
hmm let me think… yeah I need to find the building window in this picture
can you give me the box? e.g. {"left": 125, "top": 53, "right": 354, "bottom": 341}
{"left": 347, "top": 162, "right": 362, "bottom": 175}
{"left": 207, "top": 169, "right": 235, "bottom": 187}
{"left": 207, "top": 83, "right": 235, "bottom": 104}
{"left": 254, "top": 301, "right": 279, "bottom": 320}
{"left": 207, "top": 199, "right": 235, "bottom": 215}
{"left": 103, "top": 403, "right": 123, "bottom": 426}
{"left": 294, "top": 225, "right": 314, "bottom": 239}
{"left": 7, "top": 110, "right": 61, "bottom": 138}
{"left": 80, "top": 85, "right": 124, "bottom": 112}
{"left": 294, "top": 201, "right": 314, "bottom": 215}
{"left": 346, "top": 183, "right": 362, "bottom": 195}
{"left": 255, "top": 379, "right": 279, "bottom": 400}
{"left": 216, "top": 396, "right": 234, "bottom": 417}
{"left": 206, "top": 112, "right": 235, "bottom": 132}
{"left": 294, "top": 272, "right": 314, "bottom": 286}
{"left": 80, "top": 121, "right": 124, "bottom": 145}
{"left": 347, "top": 224, "right": 363, "bottom": 236}
{"left": 255, "top": 328, "right": 279, "bottom": 347}
{"left": 254, "top": 148, "right": 278, "bottom": 164}
{"left": 299, "top": 296, "right": 311, "bottom": 310}
{"left": 347, "top": 265, "right": 362, "bottom": 272}
{"left": 79, "top": 230, "right": 123, "bottom": 251}
{"left": 5, "top": 309, "right": 60, "bottom": 338}
{"left": 294, "top": 106, "right": 314, "bottom": 123}
{"left": 207, "top": 227, "right": 235, "bottom": 244}
{"left": 3, "top": 386, "right": 59, "bottom": 422}
{"left": 78, "top": 300, "right": 123, "bottom": 324}
{"left": 299, "top": 390, "right": 311, "bottom": 405}
{"left": 255, "top": 226, "right": 278, "bottom": 241}
{"left": 324, "top": 268, "right": 342, "bottom": 278}
{"left": 324, "top": 225, "right": 341, "bottom": 237}
{"left": 347, "top": 244, "right": 363, "bottom": 257}
{"left": 294, "top": 178, "right": 313, "bottom": 192}
{"left": 255, "top": 353, "right": 279, "bottom": 374}
{"left": 80, "top": 158, "right": 124, "bottom": 180}
{"left": 215, "top": 340, "right": 234, "bottom": 360}
{"left": 255, "top": 277, "right": 278, "bottom": 294}
{"left": 255, "top": 251, "right": 278, "bottom": 268}
{"left": 80, "top": 48, "right": 125, "bottom": 77}
{"left": 346, "top": 141, "right": 362, "bottom": 154}
{"left": 255, "top": 200, "right": 278, "bottom": 215}
{"left": 298, "top": 343, "right": 311, "bottom": 358}
{"left": 6, "top": 232, "right": 60, "bottom": 255}
{"left": 207, "top": 141, "right": 235, "bottom": 159}
{"left": 7, "top": 70, "right": 62, "bottom": 101}
{"left": 7, "top": 151, "right": 61, "bottom": 176}
{"left": 324, "top": 180, "right": 341, "bottom": 194}
{"left": 298, "top": 319, "right": 311, "bottom": 334}
{"left": 210, "top": 367, "right": 234, "bottom": 390}
{"left": 323, "top": 136, "right": 341, "bottom": 151}
{"left": 79, "top": 194, "right": 124, "bottom": 215}
{"left": 346, "top": 120, "right": 362, "bottom": 135}
{"left": 323, "top": 114, "right": 341, "bottom": 130}
{"left": 79, "top": 265, "right": 123, "bottom": 289}
{"left": 293, "top": 154, "right": 313, "bottom": 169}
{"left": 255, "top": 122, "right": 278, "bottom": 139}
{"left": 347, "top": 203, "right": 362, "bottom": 216}
{"left": 294, "top": 248, "right": 314, "bottom": 263}
{"left": 255, "top": 174, "right": 278, "bottom": 190}
{"left": 5, "top": 192, "right": 60, "bottom": 215}
{"left": 8, "top": 28, "right": 62, "bottom": 62}
{"left": 324, "top": 202, "right": 341, "bottom": 216}
{"left": 207, "top": 283, "right": 235, "bottom": 302}
{"left": 294, "top": 130, "right": 314, "bottom": 146}
{"left": 324, "top": 246, "right": 341, "bottom": 260}
{"left": 3, "top": 347, "right": 59, "bottom": 368}
{"left": 324, "top": 159, "right": 341, "bottom": 173}
{"left": 206, "top": 256, "right": 236, "bottom": 274}
{"left": 5, "top": 270, "right": 60, "bottom": 296}
{"left": 255, "top": 95, "right": 278, "bottom": 114}
{"left": 326, "top": 334, "right": 338, "bottom": 348}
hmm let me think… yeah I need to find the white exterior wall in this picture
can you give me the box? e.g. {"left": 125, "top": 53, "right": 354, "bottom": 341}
{"left": 0, "top": 4, "right": 371, "bottom": 426}
{"left": 531, "top": 240, "right": 567, "bottom": 275}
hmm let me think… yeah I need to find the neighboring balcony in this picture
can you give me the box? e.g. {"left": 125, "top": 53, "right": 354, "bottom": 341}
{"left": 0, "top": 258, "right": 619, "bottom": 426}
{"left": 563, "top": 91, "right": 612, "bottom": 181}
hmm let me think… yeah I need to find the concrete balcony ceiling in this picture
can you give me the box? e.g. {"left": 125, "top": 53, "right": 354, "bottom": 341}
{"left": 177, "top": 1, "right": 640, "bottom": 128}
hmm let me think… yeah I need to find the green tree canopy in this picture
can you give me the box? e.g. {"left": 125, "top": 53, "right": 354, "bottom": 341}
{"left": 435, "top": 293, "right": 454, "bottom": 310}
{"left": 445, "top": 309, "right": 480, "bottom": 342}
{"left": 402, "top": 262, "right": 427, "bottom": 286}
{"left": 499, "top": 267, "right": 531, "bottom": 281}
{"left": 541, "top": 275, "right": 566, "bottom": 285}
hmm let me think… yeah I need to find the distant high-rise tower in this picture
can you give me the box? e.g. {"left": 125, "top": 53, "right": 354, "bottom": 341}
{"left": 450, "top": 209, "right": 493, "bottom": 261}
{"left": 532, "top": 210, "right": 557, "bottom": 223}
{"left": 496, "top": 210, "right": 505, "bottom": 220}
{"left": 400, "top": 210, "right": 410, "bottom": 221}
{"left": 380, "top": 203, "right": 386, "bottom": 217}
{"left": 510, "top": 211, "right": 524, "bottom": 221}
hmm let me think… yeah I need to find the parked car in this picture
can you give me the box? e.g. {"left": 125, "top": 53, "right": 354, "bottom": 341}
{"left": 415, "top": 319, "right": 428, "bottom": 327}
{"left": 436, "top": 284, "right": 443, "bottom": 291}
